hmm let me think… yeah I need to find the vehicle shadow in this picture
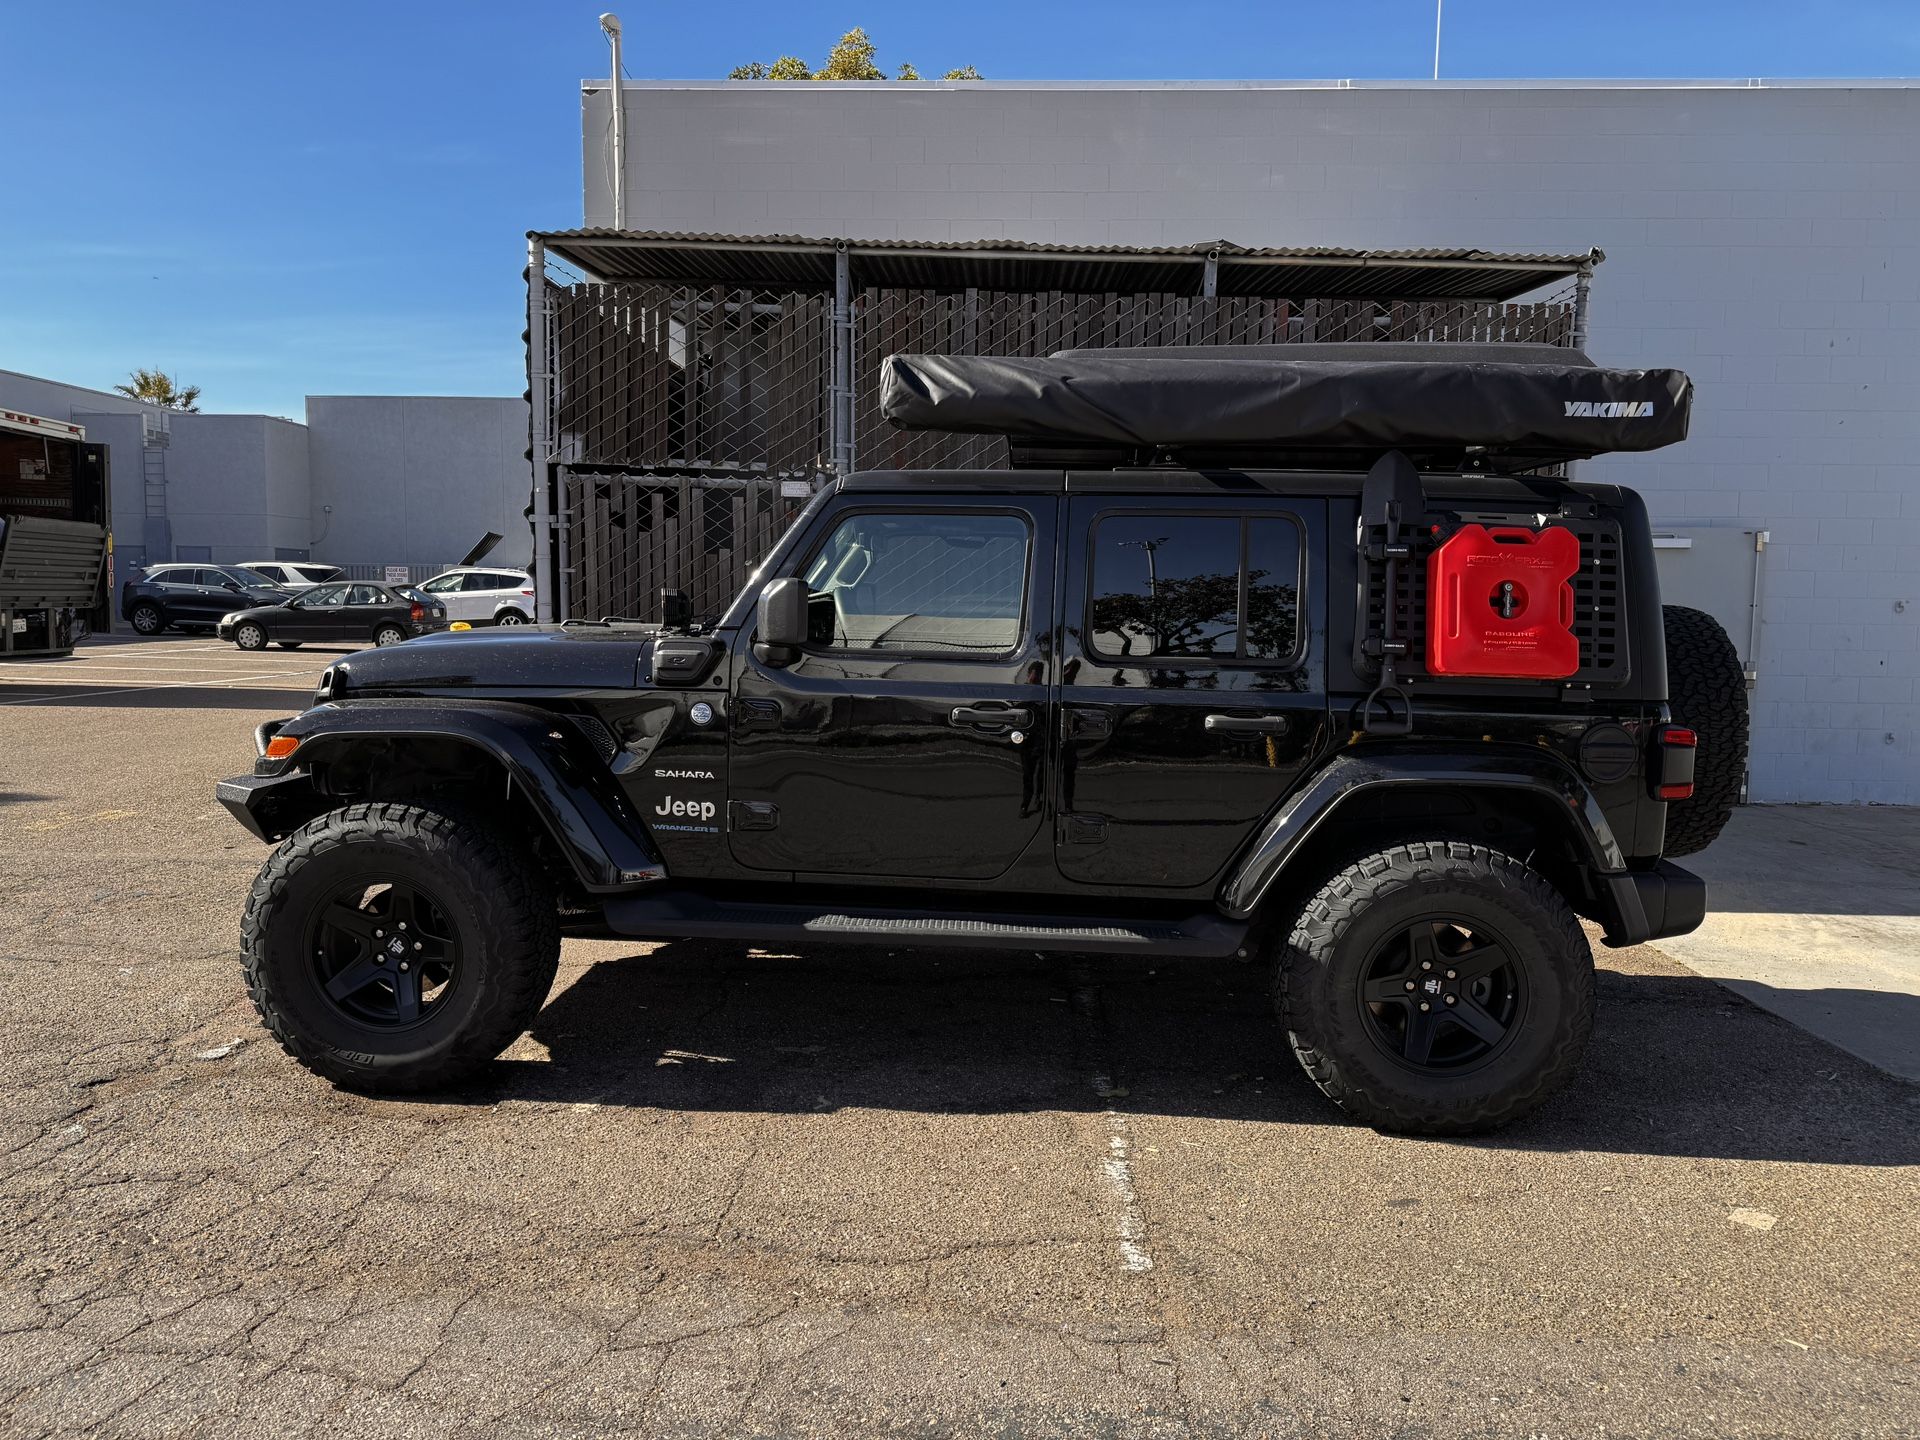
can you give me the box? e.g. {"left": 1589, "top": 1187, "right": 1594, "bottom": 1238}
{"left": 0, "top": 683, "right": 313, "bottom": 711}
{"left": 484, "top": 941, "right": 1920, "bottom": 1167}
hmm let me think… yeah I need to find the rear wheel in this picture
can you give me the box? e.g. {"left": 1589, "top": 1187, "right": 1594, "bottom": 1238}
{"left": 1661, "top": 604, "right": 1748, "bottom": 857}
{"left": 240, "top": 802, "right": 560, "bottom": 1092}
{"left": 1274, "top": 840, "right": 1593, "bottom": 1135}
{"left": 373, "top": 624, "right": 407, "bottom": 647}
{"left": 233, "top": 622, "right": 268, "bottom": 651}
{"left": 129, "top": 602, "right": 164, "bottom": 635}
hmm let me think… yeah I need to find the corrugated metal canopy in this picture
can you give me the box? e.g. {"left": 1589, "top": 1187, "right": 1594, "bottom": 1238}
{"left": 534, "top": 230, "right": 1599, "bottom": 300}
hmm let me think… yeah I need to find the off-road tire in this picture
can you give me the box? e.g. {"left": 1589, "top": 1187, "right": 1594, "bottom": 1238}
{"left": 1660, "top": 604, "right": 1748, "bottom": 857}
{"left": 241, "top": 802, "right": 561, "bottom": 1092}
{"left": 373, "top": 624, "right": 407, "bottom": 647}
{"left": 1274, "top": 840, "right": 1594, "bottom": 1135}
{"left": 233, "top": 622, "right": 268, "bottom": 651}
{"left": 129, "top": 603, "right": 164, "bottom": 636}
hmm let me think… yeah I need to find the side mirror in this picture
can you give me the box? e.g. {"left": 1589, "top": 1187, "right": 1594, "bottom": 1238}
{"left": 223, "top": 581, "right": 243, "bottom": 592}
{"left": 754, "top": 577, "right": 807, "bottom": 667}
{"left": 659, "top": 587, "right": 692, "bottom": 629}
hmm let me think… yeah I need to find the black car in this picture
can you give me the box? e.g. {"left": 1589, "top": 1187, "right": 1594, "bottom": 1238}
{"left": 121, "top": 564, "right": 288, "bottom": 635}
{"left": 216, "top": 581, "right": 448, "bottom": 651}
{"left": 215, "top": 344, "right": 1748, "bottom": 1136}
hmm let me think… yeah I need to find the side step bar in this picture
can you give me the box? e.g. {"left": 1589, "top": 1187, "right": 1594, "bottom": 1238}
{"left": 601, "top": 892, "right": 1249, "bottom": 958}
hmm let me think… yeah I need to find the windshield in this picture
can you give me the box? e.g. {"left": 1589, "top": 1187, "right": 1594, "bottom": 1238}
{"left": 225, "top": 566, "right": 285, "bottom": 588}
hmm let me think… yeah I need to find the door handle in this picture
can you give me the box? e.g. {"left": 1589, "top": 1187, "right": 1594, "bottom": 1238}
{"left": 1204, "top": 713, "right": 1291, "bottom": 736}
{"left": 951, "top": 705, "right": 1033, "bottom": 730}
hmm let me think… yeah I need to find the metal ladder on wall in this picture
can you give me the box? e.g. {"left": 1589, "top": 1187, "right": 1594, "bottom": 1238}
{"left": 140, "top": 413, "right": 171, "bottom": 560}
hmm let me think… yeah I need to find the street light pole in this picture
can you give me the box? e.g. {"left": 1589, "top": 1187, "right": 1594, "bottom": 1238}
{"left": 600, "top": 13, "right": 627, "bottom": 229}
{"left": 1432, "top": 0, "right": 1443, "bottom": 81}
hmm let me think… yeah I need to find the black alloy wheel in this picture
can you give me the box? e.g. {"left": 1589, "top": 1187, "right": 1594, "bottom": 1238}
{"left": 308, "top": 879, "right": 459, "bottom": 1029}
{"left": 1357, "top": 916, "right": 1525, "bottom": 1073}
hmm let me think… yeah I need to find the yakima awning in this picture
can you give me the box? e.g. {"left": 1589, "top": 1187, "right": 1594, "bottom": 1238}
{"left": 879, "top": 343, "right": 1690, "bottom": 465}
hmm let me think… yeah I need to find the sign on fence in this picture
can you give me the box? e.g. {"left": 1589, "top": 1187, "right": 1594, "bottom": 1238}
{"left": 384, "top": 566, "right": 409, "bottom": 584}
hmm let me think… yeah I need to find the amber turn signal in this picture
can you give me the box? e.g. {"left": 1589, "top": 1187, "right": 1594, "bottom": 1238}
{"left": 264, "top": 734, "right": 301, "bottom": 761}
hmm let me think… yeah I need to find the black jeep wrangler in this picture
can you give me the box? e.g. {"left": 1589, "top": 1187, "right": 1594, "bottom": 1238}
{"left": 218, "top": 344, "right": 1747, "bottom": 1134}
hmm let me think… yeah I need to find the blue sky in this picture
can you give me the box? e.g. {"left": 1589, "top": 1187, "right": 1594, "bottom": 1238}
{"left": 3, "top": 1, "right": 1916, "bottom": 418}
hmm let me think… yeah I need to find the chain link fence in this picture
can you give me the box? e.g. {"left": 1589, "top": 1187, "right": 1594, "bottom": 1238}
{"left": 537, "top": 257, "right": 1579, "bottom": 622}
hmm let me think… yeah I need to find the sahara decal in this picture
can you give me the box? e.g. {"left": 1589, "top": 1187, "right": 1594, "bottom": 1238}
{"left": 654, "top": 767, "right": 717, "bottom": 781}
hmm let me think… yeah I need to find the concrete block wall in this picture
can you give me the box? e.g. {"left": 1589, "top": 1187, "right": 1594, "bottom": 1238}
{"left": 586, "top": 79, "right": 1920, "bottom": 803}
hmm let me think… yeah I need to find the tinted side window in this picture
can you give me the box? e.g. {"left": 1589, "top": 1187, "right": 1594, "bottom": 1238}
{"left": 1245, "top": 519, "right": 1302, "bottom": 662}
{"left": 461, "top": 573, "right": 497, "bottom": 592}
{"left": 803, "top": 512, "right": 1029, "bottom": 655}
{"left": 1089, "top": 513, "right": 1301, "bottom": 664}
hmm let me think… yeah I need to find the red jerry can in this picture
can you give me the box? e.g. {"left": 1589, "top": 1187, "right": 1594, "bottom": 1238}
{"left": 1426, "top": 524, "right": 1581, "bottom": 679}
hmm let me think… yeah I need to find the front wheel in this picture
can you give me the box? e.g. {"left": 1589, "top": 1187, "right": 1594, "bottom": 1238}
{"left": 493, "top": 609, "right": 529, "bottom": 626}
{"left": 373, "top": 624, "right": 407, "bottom": 647}
{"left": 1274, "top": 840, "right": 1594, "bottom": 1135}
{"left": 240, "top": 802, "right": 560, "bottom": 1092}
{"left": 233, "top": 622, "right": 268, "bottom": 651}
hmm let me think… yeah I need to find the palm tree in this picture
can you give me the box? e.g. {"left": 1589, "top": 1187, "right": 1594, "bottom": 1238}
{"left": 114, "top": 368, "right": 201, "bottom": 412}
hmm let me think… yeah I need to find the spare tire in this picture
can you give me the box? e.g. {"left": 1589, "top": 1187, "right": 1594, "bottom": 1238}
{"left": 1660, "top": 605, "right": 1749, "bottom": 857}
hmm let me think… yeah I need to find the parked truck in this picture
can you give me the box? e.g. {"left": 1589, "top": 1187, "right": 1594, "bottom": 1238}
{"left": 0, "top": 408, "right": 112, "bottom": 657}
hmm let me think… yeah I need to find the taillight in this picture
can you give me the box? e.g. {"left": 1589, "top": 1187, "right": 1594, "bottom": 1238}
{"left": 410, "top": 602, "right": 424, "bottom": 621}
{"left": 1656, "top": 726, "right": 1697, "bottom": 800}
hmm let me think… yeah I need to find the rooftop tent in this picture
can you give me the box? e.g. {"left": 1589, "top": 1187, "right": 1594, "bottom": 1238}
{"left": 878, "top": 344, "right": 1690, "bottom": 469}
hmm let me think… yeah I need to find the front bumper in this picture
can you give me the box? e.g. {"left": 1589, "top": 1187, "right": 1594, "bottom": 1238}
{"left": 1597, "top": 860, "right": 1707, "bottom": 948}
{"left": 216, "top": 768, "right": 320, "bottom": 842}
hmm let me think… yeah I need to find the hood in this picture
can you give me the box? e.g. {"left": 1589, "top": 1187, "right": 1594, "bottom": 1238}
{"left": 327, "top": 624, "right": 665, "bottom": 696}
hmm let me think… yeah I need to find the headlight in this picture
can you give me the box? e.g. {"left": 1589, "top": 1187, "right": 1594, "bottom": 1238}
{"left": 221, "top": 612, "right": 241, "bottom": 624}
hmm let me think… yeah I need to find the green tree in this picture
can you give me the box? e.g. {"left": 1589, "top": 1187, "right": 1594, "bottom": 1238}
{"left": 730, "top": 28, "right": 979, "bottom": 81}
{"left": 114, "top": 368, "right": 201, "bottom": 412}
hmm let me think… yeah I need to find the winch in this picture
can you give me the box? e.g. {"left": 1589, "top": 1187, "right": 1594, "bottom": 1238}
{"left": 1426, "top": 523, "right": 1581, "bottom": 679}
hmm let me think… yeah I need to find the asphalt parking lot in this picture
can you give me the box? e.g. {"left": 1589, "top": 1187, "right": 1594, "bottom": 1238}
{"left": 2, "top": 634, "right": 1917, "bottom": 1438}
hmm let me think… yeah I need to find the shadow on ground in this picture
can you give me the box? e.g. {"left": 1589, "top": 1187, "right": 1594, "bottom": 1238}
{"left": 464, "top": 942, "right": 1920, "bottom": 1168}
{"left": 0, "top": 683, "right": 314, "bottom": 711}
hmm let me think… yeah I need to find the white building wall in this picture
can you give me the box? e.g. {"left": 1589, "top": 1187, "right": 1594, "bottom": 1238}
{"left": 587, "top": 79, "right": 1920, "bottom": 804}
{"left": 2, "top": 371, "right": 529, "bottom": 576}
{"left": 305, "top": 396, "right": 531, "bottom": 571}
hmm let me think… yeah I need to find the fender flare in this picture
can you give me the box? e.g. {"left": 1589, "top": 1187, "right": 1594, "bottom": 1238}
{"left": 215, "top": 700, "right": 666, "bottom": 892}
{"left": 1218, "top": 745, "right": 1625, "bottom": 921}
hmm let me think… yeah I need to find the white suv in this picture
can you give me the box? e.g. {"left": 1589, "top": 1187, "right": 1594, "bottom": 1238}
{"left": 415, "top": 567, "right": 536, "bottom": 626}
{"left": 241, "top": 561, "right": 345, "bottom": 590}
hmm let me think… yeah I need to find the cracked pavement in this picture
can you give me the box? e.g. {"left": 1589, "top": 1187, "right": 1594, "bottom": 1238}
{"left": 2, "top": 653, "right": 1918, "bottom": 1437}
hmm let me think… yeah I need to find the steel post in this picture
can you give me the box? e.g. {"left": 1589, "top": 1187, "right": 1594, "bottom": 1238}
{"left": 527, "top": 236, "right": 556, "bottom": 623}
{"left": 831, "top": 245, "right": 855, "bottom": 476}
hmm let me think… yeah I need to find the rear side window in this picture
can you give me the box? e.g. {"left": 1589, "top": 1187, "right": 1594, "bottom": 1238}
{"left": 346, "top": 585, "right": 387, "bottom": 606}
{"left": 1088, "top": 513, "right": 1302, "bottom": 664}
{"left": 802, "top": 511, "right": 1029, "bottom": 655}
